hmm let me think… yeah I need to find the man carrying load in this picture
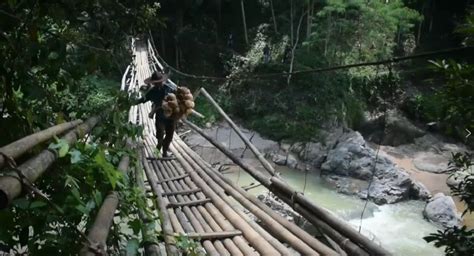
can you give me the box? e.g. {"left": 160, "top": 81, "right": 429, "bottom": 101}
{"left": 137, "top": 71, "right": 194, "bottom": 158}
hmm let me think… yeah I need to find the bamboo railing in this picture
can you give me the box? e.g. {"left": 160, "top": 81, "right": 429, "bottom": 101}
{"left": 0, "top": 119, "right": 83, "bottom": 169}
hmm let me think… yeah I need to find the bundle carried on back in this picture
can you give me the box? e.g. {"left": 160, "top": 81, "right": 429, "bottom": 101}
{"left": 162, "top": 86, "right": 195, "bottom": 119}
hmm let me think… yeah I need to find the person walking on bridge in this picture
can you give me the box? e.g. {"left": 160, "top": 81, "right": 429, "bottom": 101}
{"left": 137, "top": 71, "right": 176, "bottom": 158}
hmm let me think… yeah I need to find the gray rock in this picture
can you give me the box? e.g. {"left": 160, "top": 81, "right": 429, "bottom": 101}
{"left": 286, "top": 154, "right": 298, "bottom": 169}
{"left": 423, "top": 193, "right": 462, "bottom": 229}
{"left": 382, "top": 109, "right": 425, "bottom": 146}
{"left": 321, "top": 131, "right": 427, "bottom": 204}
{"left": 413, "top": 152, "right": 449, "bottom": 173}
{"left": 290, "top": 142, "right": 305, "bottom": 155}
{"left": 300, "top": 142, "right": 327, "bottom": 168}
{"left": 257, "top": 194, "right": 302, "bottom": 224}
{"left": 446, "top": 171, "right": 470, "bottom": 188}
{"left": 410, "top": 181, "right": 432, "bottom": 200}
{"left": 270, "top": 153, "right": 287, "bottom": 166}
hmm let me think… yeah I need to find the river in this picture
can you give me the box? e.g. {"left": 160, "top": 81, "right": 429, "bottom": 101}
{"left": 222, "top": 166, "right": 445, "bottom": 256}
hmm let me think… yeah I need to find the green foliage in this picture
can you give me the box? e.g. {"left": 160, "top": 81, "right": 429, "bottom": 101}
{"left": 427, "top": 60, "right": 474, "bottom": 137}
{"left": 424, "top": 151, "right": 474, "bottom": 255}
{"left": 307, "top": 0, "right": 421, "bottom": 65}
{"left": 446, "top": 152, "right": 474, "bottom": 215}
{"left": 424, "top": 226, "right": 474, "bottom": 256}
{"left": 0, "top": 1, "right": 161, "bottom": 254}
{"left": 213, "top": 0, "right": 419, "bottom": 141}
{"left": 0, "top": 0, "right": 161, "bottom": 145}
{"left": 175, "top": 234, "right": 204, "bottom": 256}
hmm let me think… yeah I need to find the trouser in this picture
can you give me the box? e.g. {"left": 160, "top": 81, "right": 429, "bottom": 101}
{"left": 155, "top": 117, "right": 176, "bottom": 157}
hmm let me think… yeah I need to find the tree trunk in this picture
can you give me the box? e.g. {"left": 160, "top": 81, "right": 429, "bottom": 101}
{"left": 429, "top": 0, "right": 435, "bottom": 33}
{"left": 290, "top": 0, "right": 294, "bottom": 46}
{"left": 324, "top": 13, "right": 331, "bottom": 57}
{"left": 288, "top": 11, "right": 307, "bottom": 86}
{"left": 240, "top": 0, "right": 249, "bottom": 45}
{"left": 306, "top": 0, "right": 313, "bottom": 40}
{"left": 270, "top": 0, "right": 278, "bottom": 33}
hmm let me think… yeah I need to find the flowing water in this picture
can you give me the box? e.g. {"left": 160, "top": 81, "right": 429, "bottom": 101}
{"left": 223, "top": 166, "right": 445, "bottom": 256}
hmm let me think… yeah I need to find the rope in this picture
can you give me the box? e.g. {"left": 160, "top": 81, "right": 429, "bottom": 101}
{"left": 148, "top": 42, "right": 473, "bottom": 81}
{"left": 358, "top": 64, "right": 391, "bottom": 232}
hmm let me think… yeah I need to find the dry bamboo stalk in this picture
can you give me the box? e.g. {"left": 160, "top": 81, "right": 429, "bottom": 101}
{"left": 0, "top": 119, "right": 83, "bottom": 169}
{"left": 272, "top": 189, "right": 368, "bottom": 256}
{"left": 173, "top": 139, "right": 318, "bottom": 255}
{"left": 165, "top": 159, "right": 244, "bottom": 256}
{"left": 199, "top": 88, "right": 275, "bottom": 176}
{"left": 154, "top": 142, "right": 254, "bottom": 255}
{"left": 162, "top": 160, "right": 232, "bottom": 256}
{"left": 172, "top": 142, "right": 292, "bottom": 255}
{"left": 184, "top": 119, "right": 391, "bottom": 256}
{"left": 0, "top": 116, "right": 100, "bottom": 209}
{"left": 160, "top": 147, "right": 257, "bottom": 256}
{"left": 141, "top": 151, "right": 179, "bottom": 255}
{"left": 80, "top": 156, "right": 129, "bottom": 256}
{"left": 169, "top": 143, "right": 281, "bottom": 255}
{"left": 152, "top": 156, "right": 214, "bottom": 255}
{"left": 80, "top": 192, "right": 119, "bottom": 255}
{"left": 176, "top": 138, "right": 337, "bottom": 255}
{"left": 134, "top": 157, "right": 161, "bottom": 256}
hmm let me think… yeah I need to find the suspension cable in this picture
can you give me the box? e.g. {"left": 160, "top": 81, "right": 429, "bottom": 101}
{"left": 149, "top": 43, "right": 473, "bottom": 81}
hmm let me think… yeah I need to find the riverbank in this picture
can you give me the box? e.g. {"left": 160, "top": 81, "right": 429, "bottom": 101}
{"left": 181, "top": 121, "right": 461, "bottom": 255}
{"left": 377, "top": 143, "right": 474, "bottom": 227}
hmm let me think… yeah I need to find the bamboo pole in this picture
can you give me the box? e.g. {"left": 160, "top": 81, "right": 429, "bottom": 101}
{"left": 80, "top": 156, "right": 129, "bottom": 256}
{"left": 171, "top": 142, "right": 289, "bottom": 255}
{"left": 134, "top": 155, "right": 161, "bottom": 256}
{"left": 183, "top": 119, "right": 391, "bottom": 256}
{"left": 0, "top": 119, "right": 83, "bottom": 169}
{"left": 169, "top": 144, "right": 281, "bottom": 255}
{"left": 150, "top": 149, "right": 214, "bottom": 255}
{"left": 0, "top": 116, "right": 100, "bottom": 209}
{"left": 164, "top": 139, "right": 275, "bottom": 255}
{"left": 141, "top": 149, "right": 179, "bottom": 255}
{"left": 240, "top": 0, "right": 249, "bottom": 45}
{"left": 199, "top": 88, "right": 275, "bottom": 176}
{"left": 163, "top": 157, "right": 247, "bottom": 255}
{"left": 175, "top": 138, "right": 338, "bottom": 255}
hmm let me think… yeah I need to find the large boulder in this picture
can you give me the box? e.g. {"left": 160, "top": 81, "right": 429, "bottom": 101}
{"left": 423, "top": 193, "right": 462, "bottom": 229}
{"left": 286, "top": 154, "right": 298, "bottom": 169}
{"left": 382, "top": 109, "right": 425, "bottom": 146}
{"left": 321, "top": 131, "right": 427, "bottom": 204}
{"left": 299, "top": 142, "right": 327, "bottom": 168}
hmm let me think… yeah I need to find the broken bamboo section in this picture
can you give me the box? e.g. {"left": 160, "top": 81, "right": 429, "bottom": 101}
{"left": 0, "top": 119, "right": 83, "bottom": 169}
{"left": 0, "top": 116, "right": 101, "bottom": 209}
{"left": 199, "top": 88, "right": 275, "bottom": 176}
{"left": 183, "top": 119, "right": 391, "bottom": 256}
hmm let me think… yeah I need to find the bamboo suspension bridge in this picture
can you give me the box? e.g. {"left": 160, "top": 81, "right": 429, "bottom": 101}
{"left": 0, "top": 38, "right": 392, "bottom": 256}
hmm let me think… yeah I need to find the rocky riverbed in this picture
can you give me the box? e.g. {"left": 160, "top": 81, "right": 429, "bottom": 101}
{"left": 181, "top": 114, "right": 470, "bottom": 249}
